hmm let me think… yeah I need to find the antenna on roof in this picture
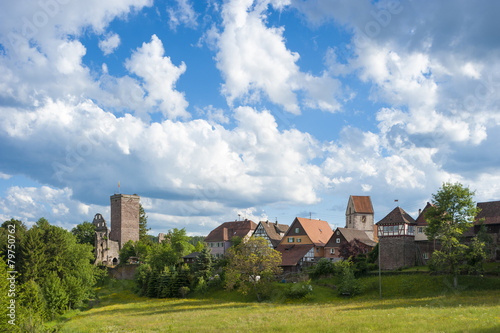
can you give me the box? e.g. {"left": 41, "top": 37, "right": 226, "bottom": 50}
{"left": 395, "top": 199, "right": 399, "bottom": 207}
{"left": 238, "top": 214, "right": 241, "bottom": 221}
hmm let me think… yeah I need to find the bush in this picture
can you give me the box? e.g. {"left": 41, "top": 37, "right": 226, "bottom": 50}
{"left": 284, "top": 281, "right": 313, "bottom": 299}
{"left": 336, "top": 260, "right": 362, "bottom": 297}
{"left": 354, "top": 255, "right": 369, "bottom": 277}
{"left": 179, "top": 286, "right": 190, "bottom": 298}
{"left": 309, "top": 258, "right": 335, "bottom": 279}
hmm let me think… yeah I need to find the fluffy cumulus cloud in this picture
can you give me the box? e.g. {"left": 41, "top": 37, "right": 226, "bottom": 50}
{"left": 213, "top": 0, "right": 342, "bottom": 114}
{"left": 292, "top": 0, "right": 500, "bottom": 197}
{"left": 0, "top": 185, "right": 106, "bottom": 228}
{"left": 99, "top": 33, "right": 121, "bottom": 55}
{"left": 2, "top": 0, "right": 500, "bottom": 234}
{"left": 125, "top": 35, "right": 190, "bottom": 120}
{"left": 0, "top": 97, "right": 327, "bottom": 232}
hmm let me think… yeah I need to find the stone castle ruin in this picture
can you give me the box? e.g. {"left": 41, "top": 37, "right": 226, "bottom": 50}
{"left": 93, "top": 194, "right": 140, "bottom": 266}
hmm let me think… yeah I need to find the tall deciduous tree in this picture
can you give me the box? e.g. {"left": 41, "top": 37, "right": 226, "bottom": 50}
{"left": 71, "top": 221, "right": 96, "bottom": 246}
{"left": 225, "top": 237, "right": 282, "bottom": 302}
{"left": 424, "top": 182, "right": 482, "bottom": 287}
{"left": 139, "top": 204, "right": 151, "bottom": 243}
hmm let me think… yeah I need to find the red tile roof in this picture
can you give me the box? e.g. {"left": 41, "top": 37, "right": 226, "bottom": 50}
{"left": 476, "top": 201, "right": 500, "bottom": 225}
{"left": 376, "top": 207, "right": 416, "bottom": 225}
{"left": 276, "top": 244, "right": 314, "bottom": 266}
{"left": 295, "top": 217, "right": 333, "bottom": 246}
{"left": 351, "top": 196, "right": 374, "bottom": 214}
{"left": 205, "top": 219, "right": 257, "bottom": 242}
{"left": 415, "top": 202, "right": 435, "bottom": 226}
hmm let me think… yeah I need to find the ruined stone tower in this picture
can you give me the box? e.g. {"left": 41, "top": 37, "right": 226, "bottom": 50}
{"left": 109, "top": 194, "right": 140, "bottom": 248}
{"left": 94, "top": 193, "right": 140, "bottom": 266}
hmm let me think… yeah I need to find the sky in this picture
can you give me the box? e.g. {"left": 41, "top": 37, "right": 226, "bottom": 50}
{"left": 1, "top": 0, "right": 500, "bottom": 236}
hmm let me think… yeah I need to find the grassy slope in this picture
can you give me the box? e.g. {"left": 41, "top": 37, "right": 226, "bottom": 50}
{"left": 57, "top": 274, "right": 500, "bottom": 332}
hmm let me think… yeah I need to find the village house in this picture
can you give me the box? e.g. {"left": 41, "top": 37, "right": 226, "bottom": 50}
{"left": 251, "top": 220, "right": 289, "bottom": 248}
{"left": 413, "top": 202, "right": 440, "bottom": 265}
{"left": 204, "top": 219, "right": 257, "bottom": 258}
{"left": 475, "top": 201, "right": 500, "bottom": 260}
{"left": 324, "top": 195, "right": 377, "bottom": 262}
{"left": 325, "top": 227, "right": 377, "bottom": 262}
{"left": 276, "top": 217, "right": 333, "bottom": 272}
{"left": 182, "top": 252, "right": 200, "bottom": 265}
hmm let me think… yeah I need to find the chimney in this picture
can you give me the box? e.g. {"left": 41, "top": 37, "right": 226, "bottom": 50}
{"left": 418, "top": 209, "right": 422, "bottom": 216}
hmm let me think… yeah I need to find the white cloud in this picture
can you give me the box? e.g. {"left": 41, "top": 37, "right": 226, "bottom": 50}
{"left": 125, "top": 35, "right": 190, "bottom": 120}
{"left": 0, "top": 172, "right": 12, "bottom": 180}
{"left": 0, "top": 185, "right": 106, "bottom": 228}
{"left": 99, "top": 33, "right": 121, "bottom": 55}
{"left": 0, "top": 98, "right": 325, "bottom": 211}
{"left": 214, "top": 0, "right": 342, "bottom": 114}
{"left": 167, "top": 0, "right": 198, "bottom": 30}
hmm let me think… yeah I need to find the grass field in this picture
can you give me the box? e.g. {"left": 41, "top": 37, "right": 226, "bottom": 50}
{"left": 53, "top": 274, "right": 500, "bottom": 332}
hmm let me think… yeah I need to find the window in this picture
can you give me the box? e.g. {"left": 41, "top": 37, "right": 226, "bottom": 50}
{"left": 418, "top": 227, "right": 423, "bottom": 233}
{"left": 287, "top": 237, "right": 294, "bottom": 243}
{"left": 296, "top": 238, "right": 301, "bottom": 243}
{"left": 316, "top": 248, "right": 319, "bottom": 253}
{"left": 330, "top": 248, "right": 335, "bottom": 254}
{"left": 295, "top": 227, "right": 300, "bottom": 233}
{"left": 423, "top": 253, "right": 429, "bottom": 260}
{"left": 336, "top": 230, "right": 340, "bottom": 235}
{"left": 336, "top": 238, "right": 340, "bottom": 244}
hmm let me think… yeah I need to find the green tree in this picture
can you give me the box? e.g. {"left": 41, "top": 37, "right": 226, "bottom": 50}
{"left": 188, "top": 235, "right": 206, "bottom": 247}
{"left": 18, "top": 279, "right": 47, "bottom": 330}
{"left": 193, "top": 247, "right": 213, "bottom": 282}
{"left": 225, "top": 237, "right": 282, "bottom": 302}
{"left": 42, "top": 271, "right": 68, "bottom": 320}
{"left": 425, "top": 182, "right": 482, "bottom": 287}
{"left": 71, "top": 221, "right": 95, "bottom": 246}
{"left": 20, "top": 226, "right": 46, "bottom": 282}
{"left": 119, "top": 240, "right": 137, "bottom": 264}
{"left": 139, "top": 204, "right": 151, "bottom": 243}
{"left": 0, "top": 218, "right": 27, "bottom": 259}
{"left": 164, "top": 228, "right": 195, "bottom": 257}
{"left": 0, "top": 257, "right": 11, "bottom": 332}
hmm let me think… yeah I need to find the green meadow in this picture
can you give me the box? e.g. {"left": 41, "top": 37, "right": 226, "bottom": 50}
{"left": 51, "top": 274, "right": 500, "bottom": 332}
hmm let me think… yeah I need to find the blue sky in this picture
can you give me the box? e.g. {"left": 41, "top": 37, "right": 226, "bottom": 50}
{"left": 1, "top": 0, "right": 500, "bottom": 236}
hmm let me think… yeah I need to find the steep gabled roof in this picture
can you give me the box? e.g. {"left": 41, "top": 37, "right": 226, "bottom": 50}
{"left": 276, "top": 244, "right": 314, "bottom": 266}
{"left": 205, "top": 219, "right": 257, "bottom": 242}
{"left": 183, "top": 252, "right": 200, "bottom": 259}
{"left": 294, "top": 217, "right": 333, "bottom": 246}
{"left": 348, "top": 196, "right": 374, "bottom": 214}
{"left": 376, "top": 207, "right": 416, "bottom": 225}
{"left": 255, "top": 221, "right": 289, "bottom": 247}
{"left": 326, "top": 228, "right": 377, "bottom": 247}
{"left": 415, "top": 202, "right": 435, "bottom": 226}
{"left": 476, "top": 201, "right": 500, "bottom": 225}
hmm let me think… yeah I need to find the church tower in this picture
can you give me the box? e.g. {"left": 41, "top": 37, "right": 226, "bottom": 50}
{"left": 109, "top": 194, "right": 140, "bottom": 248}
{"left": 345, "top": 195, "right": 376, "bottom": 240}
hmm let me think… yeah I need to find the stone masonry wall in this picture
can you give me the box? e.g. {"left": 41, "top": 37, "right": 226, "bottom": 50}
{"left": 379, "top": 236, "right": 416, "bottom": 270}
{"left": 109, "top": 194, "right": 140, "bottom": 248}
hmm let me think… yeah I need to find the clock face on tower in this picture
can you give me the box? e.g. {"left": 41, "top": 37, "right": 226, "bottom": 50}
{"left": 361, "top": 215, "right": 367, "bottom": 223}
